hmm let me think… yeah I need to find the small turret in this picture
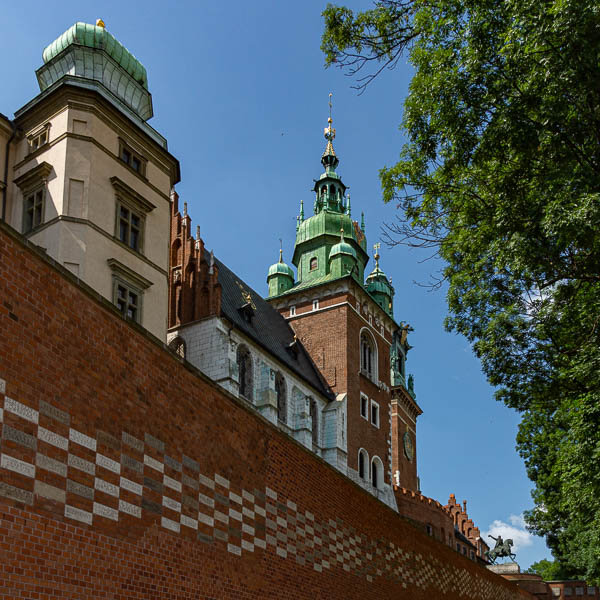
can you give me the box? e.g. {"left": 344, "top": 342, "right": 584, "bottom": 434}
{"left": 365, "top": 243, "right": 394, "bottom": 317}
{"left": 267, "top": 248, "right": 295, "bottom": 297}
{"left": 329, "top": 224, "right": 358, "bottom": 279}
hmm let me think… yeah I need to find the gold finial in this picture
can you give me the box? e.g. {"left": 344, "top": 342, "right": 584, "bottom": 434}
{"left": 96, "top": 18, "right": 106, "bottom": 28}
{"left": 324, "top": 92, "right": 336, "bottom": 141}
{"left": 373, "top": 242, "right": 381, "bottom": 267}
{"left": 279, "top": 238, "right": 283, "bottom": 262}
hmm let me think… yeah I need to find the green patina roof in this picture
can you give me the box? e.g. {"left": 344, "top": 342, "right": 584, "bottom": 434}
{"left": 330, "top": 238, "right": 356, "bottom": 258}
{"left": 42, "top": 22, "right": 148, "bottom": 90}
{"left": 366, "top": 265, "right": 393, "bottom": 294}
{"left": 268, "top": 260, "right": 294, "bottom": 278}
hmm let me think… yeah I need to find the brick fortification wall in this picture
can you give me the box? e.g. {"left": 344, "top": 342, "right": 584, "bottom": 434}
{"left": 0, "top": 223, "right": 533, "bottom": 599}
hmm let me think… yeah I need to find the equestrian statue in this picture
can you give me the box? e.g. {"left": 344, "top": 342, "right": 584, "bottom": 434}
{"left": 485, "top": 535, "right": 516, "bottom": 564}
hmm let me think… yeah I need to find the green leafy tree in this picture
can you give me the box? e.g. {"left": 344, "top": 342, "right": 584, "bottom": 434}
{"left": 322, "top": 0, "right": 600, "bottom": 582}
{"left": 526, "top": 559, "right": 580, "bottom": 582}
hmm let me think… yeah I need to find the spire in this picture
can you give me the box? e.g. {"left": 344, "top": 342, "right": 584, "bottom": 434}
{"left": 300, "top": 199, "right": 304, "bottom": 222}
{"left": 373, "top": 242, "right": 381, "bottom": 270}
{"left": 346, "top": 192, "right": 351, "bottom": 216}
{"left": 279, "top": 238, "right": 284, "bottom": 263}
{"left": 361, "top": 211, "right": 365, "bottom": 233}
{"left": 321, "top": 92, "right": 339, "bottom": 171}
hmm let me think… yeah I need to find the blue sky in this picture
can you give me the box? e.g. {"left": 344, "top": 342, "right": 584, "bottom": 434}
{"left": 1, "top": 0, "right": 551, "bottom": 569}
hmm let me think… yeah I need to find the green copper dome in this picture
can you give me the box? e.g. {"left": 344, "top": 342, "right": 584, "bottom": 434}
{"left": 329, "top": 238, "right": 356, "bottom": 259}
{"left": 42, "top": 22, "right": 148, "bottom": 89}
{"left": 366, "top": 257, "right": 395, "bottom": 317}
{"left": 268, "top": 260, "right": 294, "bottom": 278}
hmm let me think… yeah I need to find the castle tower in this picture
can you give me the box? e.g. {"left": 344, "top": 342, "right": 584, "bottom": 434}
{"left": 267, "top": 96, "right": 421, "bottom": 505}
{"left": 0, "top": 20, "right": 180, "bottom": 340}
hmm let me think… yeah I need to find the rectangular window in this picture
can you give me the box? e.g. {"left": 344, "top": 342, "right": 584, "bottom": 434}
{"left": 23, "top": 189, "right": 44, "bottom": 233}
{"left": 115, "top": 281, "right": 140, "bottom": 323}
{"left": 360, "top": 394, "right": 368, "bottom": 420}
{"left": 28, "top": 126, "right": 49, "bottom": 153}
{"left": 290, "top": 305, "right": 296, "bottom": 317}
{"left": 576, "top": 589, "right": 584, "bottom": 596}
{"left": 370, "top": 400, "right": 379, "bottom": 427}
{"left": 117, "top": 203, "right": 143, "bottom": 252}
{"left": 587, "top": 588, "right": 595, "bottom": 595}
{"left": 566, "top": 589, "right": 573, "bottom": 596}
{"left": 119, "top": 140, "right": 146, "bottom": 176}
{"left": 312, "top": 299, "right": 319, "bottom": 311}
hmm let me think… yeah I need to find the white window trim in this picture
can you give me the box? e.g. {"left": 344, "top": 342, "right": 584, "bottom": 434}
{"left": 312, "top": 299, "right": 319, "bottom": 311}
{"left": 290, "top": 305, "right": 296, "bottom": 317}
{"left": 360, "top": 393, "right": 369, "bottom": 420}
{"left": 359, "top": 326, "right": 378, "bottom": 383}
{"left": 370, "top": 399, "right": 380, "bottom": 428}
{"left": 358, "top": 448, "right": 369, "bottom": 480}
{"left": 371, "top": 455, "right": 384, "bottom": 490}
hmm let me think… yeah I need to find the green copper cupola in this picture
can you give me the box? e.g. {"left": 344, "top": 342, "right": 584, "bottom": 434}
{"left": 268, "top": 248, "right": 295, "bottom": 297}
{"left": 292, "top": 94, "right": 369, "bottom": 285}
{"left": 37, "top": 20, "right": 153, "bottom": 121}
{"left": 365, "top": 244, "right": 395, "bottom": 317}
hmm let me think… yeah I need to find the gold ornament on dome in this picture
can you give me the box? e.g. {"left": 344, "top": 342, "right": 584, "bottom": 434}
{"left": 96, "top": 18, "right": 106, "bottom": 28}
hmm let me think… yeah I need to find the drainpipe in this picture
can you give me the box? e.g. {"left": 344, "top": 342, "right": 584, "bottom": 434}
{"left": 1, "top": 119, "right": 17, "bottom": 222}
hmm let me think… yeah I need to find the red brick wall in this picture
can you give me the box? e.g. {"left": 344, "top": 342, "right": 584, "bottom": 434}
{"left": 0, "top": 222, "right": 534, "bottom": 600}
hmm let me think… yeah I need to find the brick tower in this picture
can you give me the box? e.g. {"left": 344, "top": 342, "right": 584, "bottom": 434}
{"left": 267, "top": 97, "right": 422, "bottom": 505}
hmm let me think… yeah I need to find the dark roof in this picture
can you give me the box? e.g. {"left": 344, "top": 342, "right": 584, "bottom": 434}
{"left": 454, "top": 529, "right": 476, "bottom": 548}
{"left": 212, "top": 253, "right": 334, "bottom": 400}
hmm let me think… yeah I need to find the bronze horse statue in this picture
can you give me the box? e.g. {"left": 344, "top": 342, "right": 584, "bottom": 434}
{"left": 485, "top": 535, "right": 516, "bottom": 564}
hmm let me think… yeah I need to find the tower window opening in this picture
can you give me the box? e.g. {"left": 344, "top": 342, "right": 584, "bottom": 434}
{"left": 23, "top": 189, "right": 45, "bottom": 233}
{"left": 371, "top": 456, "right": 383, "bottom": 490}
{"left": 168, "top": 336, "right": 186, "bottom": 359}
{"left": 237, "top": 345, "right": 253, "bottom": 401}
{"left": 360, "top": 330, "right": 377, "bottom": 379}
{"left": 358, "top": 449, "right": 368, "bottom": 480}
{"left": 309, "top": 257, "right": 318, "bottom": 271}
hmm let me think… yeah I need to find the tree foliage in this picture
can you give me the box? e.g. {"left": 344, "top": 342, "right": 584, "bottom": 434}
{"left": 323, "top": 0, "right": 600, "bottom": 582}
{"left": 526, "top": 558, "right": 580, "bottom": 582}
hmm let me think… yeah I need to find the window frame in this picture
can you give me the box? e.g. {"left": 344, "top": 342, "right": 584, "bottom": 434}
{"left": 358, "top": 448, "right": 369, "bottom": 480}
{"left": 107, "top": 258, "right": 152, "bottom": 327}
{"left": 360, "top": 328, "right": 378, "bottom": 382}
{"left": 113, "top": 278, "right": 142, "bottom": 323}
{"left": 22, "top": 186, "right": 45, "bottom": 234}
{"left": 275, "top": 371, "right": 287, "bottom": 424}
{"left": 236, "top": 344, "right": 254, "bottom": 401}
{"left": 360, "top": 393, "right": 369, "bottom": 420}
{"left": 118, "top": 138, "right": 147, "bottom": 177}
{"left": 110, "top": 177, "right": 155, "bottom": 257}
{"left": 27, "top": 123, "right": 51, "bottom": 154}
{"left": 309, "top": 256, "right": 318, "bottom": 271}
{"left": 116, "top": 200, "right": 144, "bottom": 253}
{"left": 370, "top": 400, "right": 380, "bottom": 428}
{"left": 312, "top": 299, "right": 319, "bottom": 311}
{"left": 290, "top": 305, "right": 296, "bottom": 317}
{"left": 371, "top": 455, "right": 384, "bottom": 490}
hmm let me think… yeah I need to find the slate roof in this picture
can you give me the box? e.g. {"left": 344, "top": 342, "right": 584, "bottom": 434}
{"left": 212, "top": 253, "right": 334, "bottom": 401}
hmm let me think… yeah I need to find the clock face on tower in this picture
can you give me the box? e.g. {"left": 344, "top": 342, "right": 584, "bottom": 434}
{"left": 403, "top": 431, "right": 414, "bottom": 461}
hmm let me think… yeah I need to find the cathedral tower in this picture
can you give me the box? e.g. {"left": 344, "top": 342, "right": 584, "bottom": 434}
{"left": 267, "top": 97, "right": 421, "bottom": 505}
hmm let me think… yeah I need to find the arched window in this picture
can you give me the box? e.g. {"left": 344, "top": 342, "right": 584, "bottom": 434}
{"left": 236, "top": 345, "right": 253, "bottom": 401}
{"left": 309, "top": 399, "right": 319, "bottom": 445}
{"left": 309, "top": 257, "right": 318, "bottom": 271}
{"left": 329, "top": 184, "right": 335, "bottom": 196}
{"left": 168, "top": 336, "right": 186, "bottom": 359}
{"left": 360, "top": 330, "right": 377, "bottom": 379}
{"left": 371, "top": 456, "right": 384, "bottom": 490}
{"left": 275, "top": 372, "right": 286, "bottom": 423}
{"left": 358, "top": 449, "right": 368, "bottom": 480}
{"left": 171, "top": 239, "right": 182, "bottom": 266}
